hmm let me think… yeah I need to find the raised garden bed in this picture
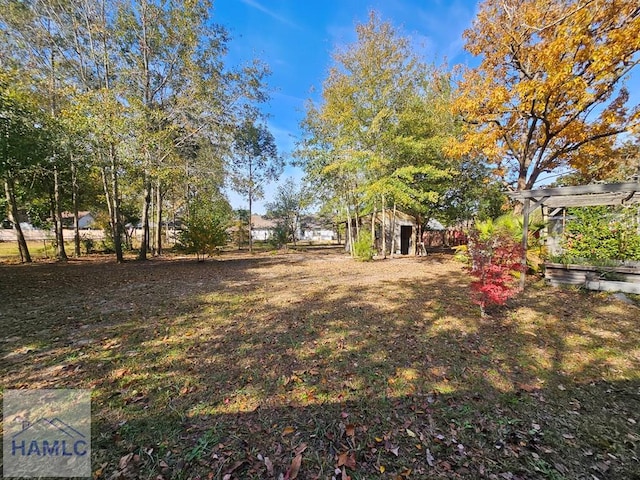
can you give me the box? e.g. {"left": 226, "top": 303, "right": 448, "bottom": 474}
{"left": 544, "top": 262, "right": 640, "bottom": 294}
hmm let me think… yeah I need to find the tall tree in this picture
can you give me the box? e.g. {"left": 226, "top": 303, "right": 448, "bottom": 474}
{"left": 0, "top": 72, "right": 54, "bottom": 263}
{"left": 3, "top": 0, "right": 270, "bottom": 263}
{"left": 265, "top": 178, "right": 311, "bottom": 245}
{"left": 453, "top": 0, "right": 640, "bottom": 190}
{"left": 297, "top": 12, "right": 454, "bottom": 255}
{"left": 116, "top": 0, "right": 268, "bottom": 259}
{"left": 115, "top": 0, "right": 199, "bottom": 260}
{"left": 1, "top": 0, "right": 72, "bottom": 260}
{"left": 229, "top": 118, "right": 282, "bottom": 252}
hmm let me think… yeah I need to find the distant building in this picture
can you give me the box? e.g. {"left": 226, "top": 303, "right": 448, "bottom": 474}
{"left": 61, "top": 212, "right": 96, "bottom": 229}
{"left": 299, "top": 216, "right": 336, "bottom": 242}
{"left": 250, "top": 214, "right": 277, "bottom": 241}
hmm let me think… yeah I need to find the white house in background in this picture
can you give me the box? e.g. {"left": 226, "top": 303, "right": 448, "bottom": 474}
{"left": 250, "top": 214, "right": 277, "bottom": 241}
{"left": 61, "top": 211, "right": 96, "bottom": 229}
{"left": 300, "top": 216, "right": 336, "bottom": 241}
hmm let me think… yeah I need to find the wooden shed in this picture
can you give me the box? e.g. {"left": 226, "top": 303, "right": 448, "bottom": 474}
{"left": 346, "top": 209, "right": 418, "bottom": 256}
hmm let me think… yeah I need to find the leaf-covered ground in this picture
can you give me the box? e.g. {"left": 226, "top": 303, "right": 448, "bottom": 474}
{"left": 1, "top": 250, "right": 639, "bottom": 479}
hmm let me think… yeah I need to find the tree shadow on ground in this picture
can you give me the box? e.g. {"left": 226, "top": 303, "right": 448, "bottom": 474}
{"left": 1, "top": 252, "right": 638, "bottom": 479}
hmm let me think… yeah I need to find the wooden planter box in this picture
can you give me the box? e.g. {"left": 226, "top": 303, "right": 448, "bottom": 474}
{"left": 544, "top": 262, "right": 640, "bottom": 294}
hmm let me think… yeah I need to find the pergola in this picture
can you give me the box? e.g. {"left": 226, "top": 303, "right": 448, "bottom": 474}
{"left": 508, "top": 180, "right": 640, "bottom": 287}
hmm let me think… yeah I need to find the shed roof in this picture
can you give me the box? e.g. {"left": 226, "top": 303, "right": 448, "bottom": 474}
{"left": 251, "top": 214, "right": 277, "bottom": 229}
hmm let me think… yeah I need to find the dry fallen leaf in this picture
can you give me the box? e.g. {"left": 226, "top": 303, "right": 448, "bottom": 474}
{"left": 384, "top": 440, "right": 399, "bottom": 456}
{"left": 345, "top": 424, "right": 355, "bottom": 437}
{"left": 282, "top": 426, "right": 295, "bottom": 436}
{"left": 336, "top": 451, "right": 357, "bottom": 469}
{"left": 285, "top": 453, "right": 302, "bottom": 480}
{"left": 426, "top": 448, "right": 435, "bottom": 467}
{"left": 264, "top": 457, "right": 274, "bottom": 476}
{"left": 118, "top": 453, "right": 134, "bottom": 470}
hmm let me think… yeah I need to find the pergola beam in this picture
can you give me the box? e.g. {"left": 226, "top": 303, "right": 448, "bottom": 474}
{"left": 543, "top": 192, "right": 640, "bottom": 208}
{"left": 508, "top": 181, "right": 640, "bottom": 200}
{"left": 508, "top": 180, "right": 640, "bottom": 290}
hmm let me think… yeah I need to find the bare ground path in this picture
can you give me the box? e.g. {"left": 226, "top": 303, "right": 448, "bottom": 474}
{"left": 1, "top": 251, "right": 638, "bottom": 479}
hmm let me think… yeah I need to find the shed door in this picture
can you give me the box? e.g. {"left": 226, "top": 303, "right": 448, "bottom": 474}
{"left": 400, "top": 225, "right": 412, "bottom": 255}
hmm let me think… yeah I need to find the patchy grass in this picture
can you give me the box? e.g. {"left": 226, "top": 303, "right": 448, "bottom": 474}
{"left": 0, "top": 251, "right": 639, "bottom": 479}
{"left": 0, "top": 239, "right": 80, "bottom": 261}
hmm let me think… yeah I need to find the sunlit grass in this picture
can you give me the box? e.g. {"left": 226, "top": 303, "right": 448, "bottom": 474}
{"left": 1, "top": 252, "right": 638, "bottom": 479}
{"left": 0, "top": 239, "right": 75, "bottom": 259}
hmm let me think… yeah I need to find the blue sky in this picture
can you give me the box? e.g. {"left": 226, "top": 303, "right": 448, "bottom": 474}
{"left": 214, "top": 0, "right": 480, "bottom": 213}
{"left": 214, "top": 0, "right": 640, "bottom": 213}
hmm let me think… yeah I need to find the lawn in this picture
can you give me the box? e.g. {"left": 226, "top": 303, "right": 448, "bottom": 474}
{"left": 0, "top": 240, "right": 64, "bottom": 261}
{"left": 1, "top": 250, "right": 638, "bottom": 479}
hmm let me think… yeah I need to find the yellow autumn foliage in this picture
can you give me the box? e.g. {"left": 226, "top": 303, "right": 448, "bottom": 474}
{"left": 451, "top": 0, "right": 640, "bottom": 190}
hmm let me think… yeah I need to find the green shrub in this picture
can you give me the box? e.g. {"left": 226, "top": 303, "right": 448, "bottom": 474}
{"left": 269, "top": 222, "right": 290, "bottom": 249}
{"left": 178, "top": 200, "right": 230, "bottom": 261}
{"left": 562, "top": 206, "right": 640, "bottom": 261}
{"left": 81, "top": 236, "right": 94, "bottom": 254}
{"left": 353, "top": 230, "right": 375, "bottom": 261}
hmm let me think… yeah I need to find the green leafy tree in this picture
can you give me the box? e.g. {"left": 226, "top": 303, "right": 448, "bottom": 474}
{"left": 562, "top": 206, "right": 640, "bottom": 262}
{"left": 435, "top": 159, "right": 507, "bottom": 224}
{"left": 115, "top": 0, "right": 239, "bottom": 260}
{"left": 265, "top": 178, "right": 311, "bottom": 246}
{"left": 178, "top": 198, "right": 231, "bottom": 262}
{"left": 229, "top": 118, "right": 282, "bottom": 252}
{"left": 232, "top": 208, "right": 250, "bottom": 249}
{"left": 297, "top": 12, "right": 455, "bottom": 256}
{"left": 2, "top": 0, "right": 270, "bottom": 264}
{"left": 0, "top": 72, "right": 55, "bottom": 262}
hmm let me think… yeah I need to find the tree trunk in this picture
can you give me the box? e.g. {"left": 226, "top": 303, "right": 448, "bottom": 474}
{"left": 353, "top": 193, "right": 360, "bottom": 240}
{"left": 345, "top": 201, "right": 354, "bottom": 256}
{"left": 381, "top": 193, "right": 386, "bottom": 259}
{"left": 71, "top": 160, "right": 81, "bottom": 256}
{"left": 53, "top": 165, "right": 68, "bottom": 261}
{"left": 139, "top": 171, "right": 151, "bottom": 260}
{"left": 416, "top": 214, "right": 422, "bottom": 256}
{"left": 293, "top": 213, "right": 298, "bottom": 246}
{"left": 4, "top": 173, "right": 31, "bottom": 263}
{"left": 371, "top": 202, "right": 377, "bottom": 253}
{"left": 109, "top": 145, "right": 124, "bottom": 262}
{"left": 101, "top": 165, "right": 114, "bottom": 231}
{"left": 155, "top": 178, "right": 162, "bottom": 256}
{"left": 390, "top": 201, "right": 397, "bottom": 257}
{"left": 248, "top": 184, "right": 253, "bottom": 253}
{"left": 150, "top": 183, "right": 155, "bottom": 254}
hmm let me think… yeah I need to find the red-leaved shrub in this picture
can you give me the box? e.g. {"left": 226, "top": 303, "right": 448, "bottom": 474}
{"left": 467, "top": 229, "right": 525, "bottom": 316}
